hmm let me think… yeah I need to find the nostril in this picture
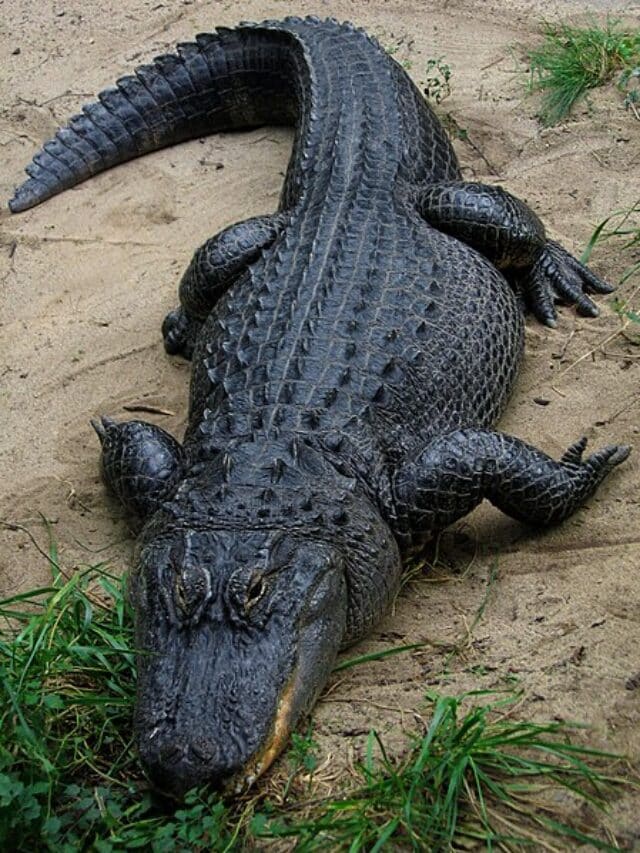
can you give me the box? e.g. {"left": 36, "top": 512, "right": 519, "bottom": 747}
{"left": 138, "top": 730, "right": 230, "bottom": 798}
{"left": 190, "top": 739, "right": 218, "bottom": 763}
{"left": 160, "top": 741, "right": 188, "bottom": 764}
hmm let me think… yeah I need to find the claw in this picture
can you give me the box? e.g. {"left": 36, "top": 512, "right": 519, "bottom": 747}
{"left": 90, "top": 418, "right": 105, "bottom": 441}
{"left": 600, "top": 444, "right": 632, "bottom": 467}
{"left": 561, "top": 436, "right": 588, "bottom": 465}
{"left": 91, "top": 415, "right": 117, "bottom": 445}
{"left": 562, "top": 245, "right": 615, "bottom": 295}
{"left": 575, "top": 296, "right": 600, "bottom": 318}
{"left": 522, "top": 239, "right": 614, "bottom": 326}
{"left": 524, "top": 264, "right": 557, "bottom": 327}
{"left": 162, "top": 307, "right": 197, "bottom": 359}
{"left": 585, "top": 443, "right": 632, "bottom": 474}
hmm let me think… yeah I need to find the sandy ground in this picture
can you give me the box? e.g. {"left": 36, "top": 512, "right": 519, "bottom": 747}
{"left": 1, "top": 0, "right": 639, "bottom": 843}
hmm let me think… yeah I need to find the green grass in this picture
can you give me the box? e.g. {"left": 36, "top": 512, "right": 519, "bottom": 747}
{"left": 0, "top": 546, "right": 632, "bottom": 850}
{"left": 582, "top": 200, "right": 640, "bottom": 286}
{"left": 528, "top": 19, "right": 640, "bottom": 124}
{"left": 582, "top": 200, "right": 640, "bottom": 342}
{"left": 255, "top": 692, "right": 627, "bottom": 851}
{"left": 423, "top": 58, "right": 452, "bottom": 105}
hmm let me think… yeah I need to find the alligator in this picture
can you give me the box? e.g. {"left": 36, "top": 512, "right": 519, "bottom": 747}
{"left": 10, "top": 16, "right": 630, "bottom": 799}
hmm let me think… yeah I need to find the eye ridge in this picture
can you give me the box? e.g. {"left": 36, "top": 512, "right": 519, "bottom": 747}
{"left": 173, "top": 568, "right": 212, "bottom": 619}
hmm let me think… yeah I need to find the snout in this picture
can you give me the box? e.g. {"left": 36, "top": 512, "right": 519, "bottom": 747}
{"left": 138, "top": 729, "right": 234, "bottom": 799}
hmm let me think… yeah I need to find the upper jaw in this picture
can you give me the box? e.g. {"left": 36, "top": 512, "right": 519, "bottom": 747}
{"left": 135, "top": 603, "right": 345, "bottom": 799}
{"left": 135, "top": 673, "right": 298, "bottom": 798}
{"left": 137, "top": 728, "right": 228, "bottom": 799}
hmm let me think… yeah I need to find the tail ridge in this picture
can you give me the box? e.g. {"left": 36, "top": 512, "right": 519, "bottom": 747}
{"left": 9, "top": 24, "right": 300, "bottom": 212}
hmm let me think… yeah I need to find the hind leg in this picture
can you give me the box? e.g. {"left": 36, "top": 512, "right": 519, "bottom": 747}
{"left": 162, "top": 212, "right": 287, "bottom": 359}
{"left": 390, "top": 429, "right": 630, "bottom": 545}
{"left": 416, "top": 181, "right": 613, "bottom": 327}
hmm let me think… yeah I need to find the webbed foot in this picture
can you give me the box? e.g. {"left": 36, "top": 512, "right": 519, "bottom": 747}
{"left": 414, "top": 181, "right": 615, "bottom": 328}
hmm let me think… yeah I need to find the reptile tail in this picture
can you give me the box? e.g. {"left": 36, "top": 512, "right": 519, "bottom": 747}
{"left": 8, "top": 24, "right": 301, "bottom": 212}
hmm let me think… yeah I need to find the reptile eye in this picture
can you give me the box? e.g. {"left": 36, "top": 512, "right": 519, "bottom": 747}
{"left": 176, "top": 578, "right": 187, "bottom": 607}
{"left": 173, "top": 566, "right": 212, "bottom": 622}
{"left": 245, "top": 574, "right": 267, "bottom": 611}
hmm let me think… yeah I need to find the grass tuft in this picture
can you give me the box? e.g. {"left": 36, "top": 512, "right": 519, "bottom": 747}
{"left": 528, "top": 19, "right": 640, "bottom": 124}
{"left": 254, "top": 691, "right": 629, "bottom": 851}
{"left": 582, "top": 201, "right": 640, "bottom": 345}
{"left": 582, "top": 200, "right": 640, "bottom": 283}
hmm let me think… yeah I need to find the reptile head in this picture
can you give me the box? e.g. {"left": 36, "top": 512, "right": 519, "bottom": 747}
{"left": 129, "top": 522, "right": 347, "bottom": 798}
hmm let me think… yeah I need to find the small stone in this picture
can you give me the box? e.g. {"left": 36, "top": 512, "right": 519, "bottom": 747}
{"left": 12, "top": 47, "right": 21, "bottom": 55}
{"left": 625, "top": 672, "right": 640, "bottom": 691}
{"left": 533, "top": 397, "right": 550, "bottom": 406}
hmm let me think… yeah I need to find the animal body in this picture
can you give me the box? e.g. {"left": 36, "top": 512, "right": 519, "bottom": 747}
{"left": 10, "top": 16, "right": 629, "bottom": 799}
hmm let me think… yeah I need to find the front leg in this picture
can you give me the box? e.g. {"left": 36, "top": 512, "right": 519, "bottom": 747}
{"left": 417, "top": 181, "right": 613, "bottom": 327}
{"left": 391, "top": 429, "right": 630, "bottom": 544}
{"left": 91, "top": 417, "right": 185, "bottom": 519}
{"left": 163, "top": 212, "right": 287, "bottom": 359}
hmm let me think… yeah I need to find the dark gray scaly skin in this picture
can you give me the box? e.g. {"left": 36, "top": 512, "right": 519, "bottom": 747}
{"left": 10, "top": 17, "right": 630, "bottom": 798}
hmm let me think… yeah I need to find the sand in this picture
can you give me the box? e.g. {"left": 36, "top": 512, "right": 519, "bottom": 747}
{"left": 1, "top": 0, "right": 639, "bottom": 842}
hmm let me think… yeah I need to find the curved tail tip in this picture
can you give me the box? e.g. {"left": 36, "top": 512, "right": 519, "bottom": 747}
{"left": 8, "top": 194, "right": 27, "bottom": 213}
{"left": 8, "top": 179, "right": 56, "bottom": 213}
{"left": 9, "top": 184, "right": 34, "bottom": 213}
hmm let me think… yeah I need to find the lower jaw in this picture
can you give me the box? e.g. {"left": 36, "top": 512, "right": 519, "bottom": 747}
{"left": 228, "top": 675, "right": 298, "bottom": 795}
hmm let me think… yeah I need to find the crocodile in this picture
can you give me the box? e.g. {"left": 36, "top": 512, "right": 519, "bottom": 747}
{"left": 10, "top": 16, "right": 630, "bottom": 799}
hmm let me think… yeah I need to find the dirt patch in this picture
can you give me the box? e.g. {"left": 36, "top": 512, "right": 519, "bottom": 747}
{"left": 1, "top": 0, "right": 639, "bottom": 842}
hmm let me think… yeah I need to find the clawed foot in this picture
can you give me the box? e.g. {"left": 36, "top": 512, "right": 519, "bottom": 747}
{"left": 162, "top": 306, "right": 200, "bottom": 360}
{"left": 561, "top": 435, "right": 631, "bottom": 482}
{"left": 91, "top": 416, "right": 186, "bottom": 518}
{"left": 521, "top": 239, "right": 614, "bottom": 327}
